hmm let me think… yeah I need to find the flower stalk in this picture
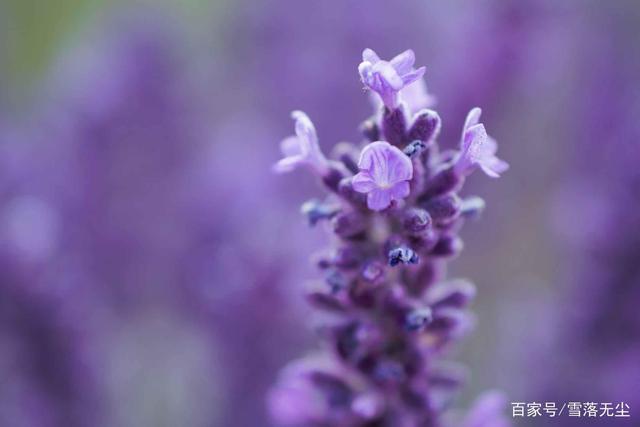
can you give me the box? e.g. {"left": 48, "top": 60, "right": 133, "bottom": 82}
{"left": 270, "top": 48, "right": 510, "bottom": 427}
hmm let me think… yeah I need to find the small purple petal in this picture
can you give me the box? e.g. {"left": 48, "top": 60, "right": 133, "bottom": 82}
{"left": 389, "top": 181, "right": 410, "bottom": 199}
{"left": 390, "top": 49, "right": 416, "bottom": 75}
{"left": 456, "top": 123, "right": 509, "bottom": 178}
{"left": 463, "top": 107, "right": 483, "bottom": 133}
{"left": 292, "top": 110, "right": 318, "bottom": 147}
{"left": 400, "top": 79, "right": 436, "bottom": 112}
{"left": 367, "top": 188, "right": 392, "bottom": 211}
{"left": 351, "top": 172, "right": 378, "bottom": 192}
{"left": 374, "top": 62, "right": 404, "bottom": 90}
{"left": 353, "top": 141, "right": 413, "bottom": 211}
{"left": 274, "top": 110, "right": 329, "bottom": 175}
{"left": 400, "top": 66, "right": 426, "bottom": 85}
{"left": 480, "top": 157, "right": 510, "bottom": 178}
{"left": 280, "top": 135, "right": 302, "bottom": 157}
{"left": 362, "top": 48, "right": 380, "bottom": 63}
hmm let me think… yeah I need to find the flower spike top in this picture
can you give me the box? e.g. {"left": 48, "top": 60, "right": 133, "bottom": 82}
{"left": 271, "top": 48, "right": 510, "bottom": 427}
{"left": 455, "top": 107, "right": 509, "bottom": 178}
{"left": 274, "top": 110, "right": 329, "bottom": 175}
{"left": 358, "top": 48, "right": 426, "bottom": 110}
{"left": 352, "top": 141, "right": 413, "bottom": 211}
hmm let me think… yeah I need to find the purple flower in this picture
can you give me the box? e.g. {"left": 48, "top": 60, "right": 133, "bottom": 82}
{"left": 358, "top": 48, "right": 426, "bottom": 110}
{"left": 274, "top": 110, "right": 329, "bottom": 175}
{"left": 455, "top": 108, "right": 509, "bottom": 178}
{"left": 352, "top": 141, "right": 413, "bottom": 211}
{"left": 271, "top": 48, "right": 510, "bottom": 427}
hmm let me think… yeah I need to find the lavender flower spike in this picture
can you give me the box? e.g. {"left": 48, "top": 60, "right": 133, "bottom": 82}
{"left": 274, "top": 110, "right": 329, "bottom": 175}
{"left": 352, "top": 141, "right": 413, "bottom": 211}
{"left": 455, "top": 108, "right": 509, "bottom": 178}
{"left": 271, "top": 48, "right": 510, "bottom": 427}
{"left": 358, "top": 48, "right": 426, "bottom": 110}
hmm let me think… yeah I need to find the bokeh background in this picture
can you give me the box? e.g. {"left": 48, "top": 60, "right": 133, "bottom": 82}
{"left": 0, "top": 0, "right": 638, "bottom": 426}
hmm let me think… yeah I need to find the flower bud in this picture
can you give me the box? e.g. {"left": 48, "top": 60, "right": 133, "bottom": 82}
{"left": 402, "top": 207, "right": 432, "bottom": 234}
{"left": 332, "top": 211, "right": 367, "bottom": 238}
{"left": 361, "top": 261, "right": 385, "bottom": 284}
{"left": 423, "top": 194, "right": 462, "bottom": 225}
{"left": 427, "top": 280, "right": 476, "bottom": 309}
{"left": 381, "top": 106, "right": 407, "bottom": 147}
{"left": 332, "top": 142, "right": 360, "bottom": 174}
{"left": 430, "top": 235, "right": 463, "bottom": 257}
{"left": 407, "top": 109, "right": 441, "bottom": 142}
{"left": 360, "top": 118, "right": 380, "bottom": 142}
{"left": 422, "top": 167, "right": 463, "bottom": 198}
{"left": 338, "top": 177, "right": 368, "bottom": 209}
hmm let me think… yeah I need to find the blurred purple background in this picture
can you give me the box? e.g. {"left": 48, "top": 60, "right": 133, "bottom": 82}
{"left": 0, "top": 0, "right": 639, "bottom": 426}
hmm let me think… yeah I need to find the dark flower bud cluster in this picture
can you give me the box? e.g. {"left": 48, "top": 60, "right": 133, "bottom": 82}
{"left": 270, "top": 48, "right": 509, "bottom": 427}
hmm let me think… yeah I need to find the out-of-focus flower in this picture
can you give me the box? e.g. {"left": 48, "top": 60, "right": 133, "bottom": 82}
{"left": 455, "top": 108, "right": 509, "bottom": 178}
{"left": 461, "top": 390, "right": 511, "bottom": 427}
{"left": 370, "top": 79, "right": 436, "bottom": 114}
{"left": 268, "top": 356, "right": 354, "bottom": 426}
{"left": 352, "top": 141, "right": 413, "bottom": 211}
{"left": 274, "top": 110, "right": 329, "bottom": 175}
{"left": 400, "top": 79, "right": 436, "bottom": 112}
{"left": 358, "top": 48, "right": 426, "bottom": 110}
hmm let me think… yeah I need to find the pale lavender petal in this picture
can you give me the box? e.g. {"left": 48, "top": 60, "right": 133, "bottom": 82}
{"left": 292, "top": 110, "right": 318, "bottom": 147}
{"left": 480, "top": 157, "right": 509, "bottom": 178}
{"left": 358, "top": 141, "right": 389, "bottom": 175}
{"left": 389, "top": 181, "right": 410, "bottom": 199}
{"left": 358, "top": 62, "right": 373, "bottom": 84}
{"left": 280, "top": 136, "right": 302, "bottom": 157}
{"left": 482, "top": 135, "right": 498, "bottom": 155}
{"left": 458, "top": 124, "right": 508, "bottom": 178}
{"left": 386, "top": 146, "right": 413, "bottom": 183}
{"left": 352, "top": 172, "right": 378, "bottom": 193}
{"left": 274, "top": 111, "right": 327, "bottom": 175}
{"left": 362, "top": 48, "right": 380, "bottom": 64}
{"left": 367, "top": 188, "right": 392, "bottom": 211}
{"left": 463, "top": 107, "right": 483, "bottom": 133}
{"left": 462, "top": 123, "right": 488, "bottom": 153}
{"left": 273, "top": 155, "right": 304, "bottom": 173}
{"left": 374, "top": 62, "right": 403, "bottom": 90}
{"left": 389, "top": 49, "right": 415, "bottom": 75}
{"left": 400, "top": 66, "right": 426, "bottom": 86}
{"left": 399, "top": 79, "right": 436, "bottom": 112}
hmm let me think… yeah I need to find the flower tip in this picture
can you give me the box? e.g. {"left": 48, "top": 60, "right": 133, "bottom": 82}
{"left": 290, "top": 110, "right": 307, "bottom": 122}
{"left": 272, "top": 159, "right": 294, "bottom": 174}
{"left": 362, "top": 48, "right": 379, "bottom": 63}
{"left": 464, "top": 107, "right": 483, "bottom": 131}
{"left": 484, "top": 159, "right": 510, "bottom": 178}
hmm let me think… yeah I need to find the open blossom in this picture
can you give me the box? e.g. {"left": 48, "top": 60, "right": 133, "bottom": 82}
{"left": 352, "top": 141, "right": 413, "bottom": 211}
{"left": 358, "top": 48, "right": 426, "bottom": 110}
{"left": 455, "top": 108, "right": 509, "bottom": 178}
{"left": 274, "top": 110, "right": 329, "bottom": 175}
